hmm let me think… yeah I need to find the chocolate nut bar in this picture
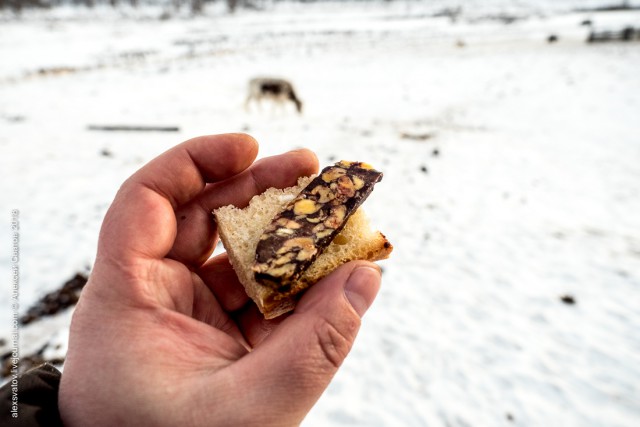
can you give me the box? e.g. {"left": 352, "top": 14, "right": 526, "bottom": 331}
{"left": 253, "top": 160, "right": 383, "bottom": 292}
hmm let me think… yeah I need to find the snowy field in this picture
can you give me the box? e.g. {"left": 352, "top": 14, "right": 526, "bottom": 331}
{"left": 2, "top": 1, "right": 640, "bottom": 426}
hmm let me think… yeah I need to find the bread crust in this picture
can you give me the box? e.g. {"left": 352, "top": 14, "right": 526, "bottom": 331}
{"left": 214, "top": 176, "right": 392, "bottom": 318}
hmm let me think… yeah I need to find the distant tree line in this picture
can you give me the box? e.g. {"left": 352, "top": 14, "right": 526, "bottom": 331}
{"left": 0, "top": 0, "right": 273, "bottom": 14}
{"left": 0, "top": 0, "right": 387, "bottom": 14}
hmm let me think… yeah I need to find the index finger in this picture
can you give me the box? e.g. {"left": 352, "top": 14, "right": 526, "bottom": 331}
{"left": 98, "top": 133, "right": 259, "bottom": 260}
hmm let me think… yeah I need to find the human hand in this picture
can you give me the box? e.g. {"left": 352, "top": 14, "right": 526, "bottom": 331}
{"left": 58, "top": 134, "right": 382, "bottom": 427}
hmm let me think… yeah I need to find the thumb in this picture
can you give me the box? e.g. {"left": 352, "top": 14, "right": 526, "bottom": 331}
{"left": 236, "top": 261, "right": 381, "bottom": 424}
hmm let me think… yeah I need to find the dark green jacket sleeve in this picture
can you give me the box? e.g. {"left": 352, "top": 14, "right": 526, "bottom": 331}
{"left": 0, "top": 363, "right": 64, "bottom": 426}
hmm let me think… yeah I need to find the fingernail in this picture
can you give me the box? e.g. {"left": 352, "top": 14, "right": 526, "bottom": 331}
{"left": 344, "top": 265, "right": 381, "bottom": 317}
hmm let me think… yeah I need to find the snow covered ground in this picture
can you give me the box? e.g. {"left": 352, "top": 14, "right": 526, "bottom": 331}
{"left": 2, "top": 1, "right": 640, "bottom": 426}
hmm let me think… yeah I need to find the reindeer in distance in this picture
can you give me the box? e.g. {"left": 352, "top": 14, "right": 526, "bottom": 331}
{"left": 245, "top": 77, "right": 303, "bottom": 115}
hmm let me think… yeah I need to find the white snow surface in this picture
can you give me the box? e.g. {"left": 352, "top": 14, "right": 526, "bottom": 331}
{"left": 1, "top": 1, "right": 640, "bottom": 426}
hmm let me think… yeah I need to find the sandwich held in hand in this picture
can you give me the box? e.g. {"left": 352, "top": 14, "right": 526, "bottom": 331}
{"left": 214, "top": 160, "right": 392, "bottom": 318}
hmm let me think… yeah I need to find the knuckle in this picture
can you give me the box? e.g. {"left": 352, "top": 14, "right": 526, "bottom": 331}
{"left": 313, "top": 316, "right": 360, "bottom": 369}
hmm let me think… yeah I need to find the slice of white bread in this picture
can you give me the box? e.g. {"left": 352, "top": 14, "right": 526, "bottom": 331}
{"left": 214, "top": 175, "right": 392, "bottom": 319}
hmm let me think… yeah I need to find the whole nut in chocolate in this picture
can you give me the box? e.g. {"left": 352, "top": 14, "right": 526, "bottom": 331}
{"left": 253, "top": 160, "right": 383, "bottom": 292}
